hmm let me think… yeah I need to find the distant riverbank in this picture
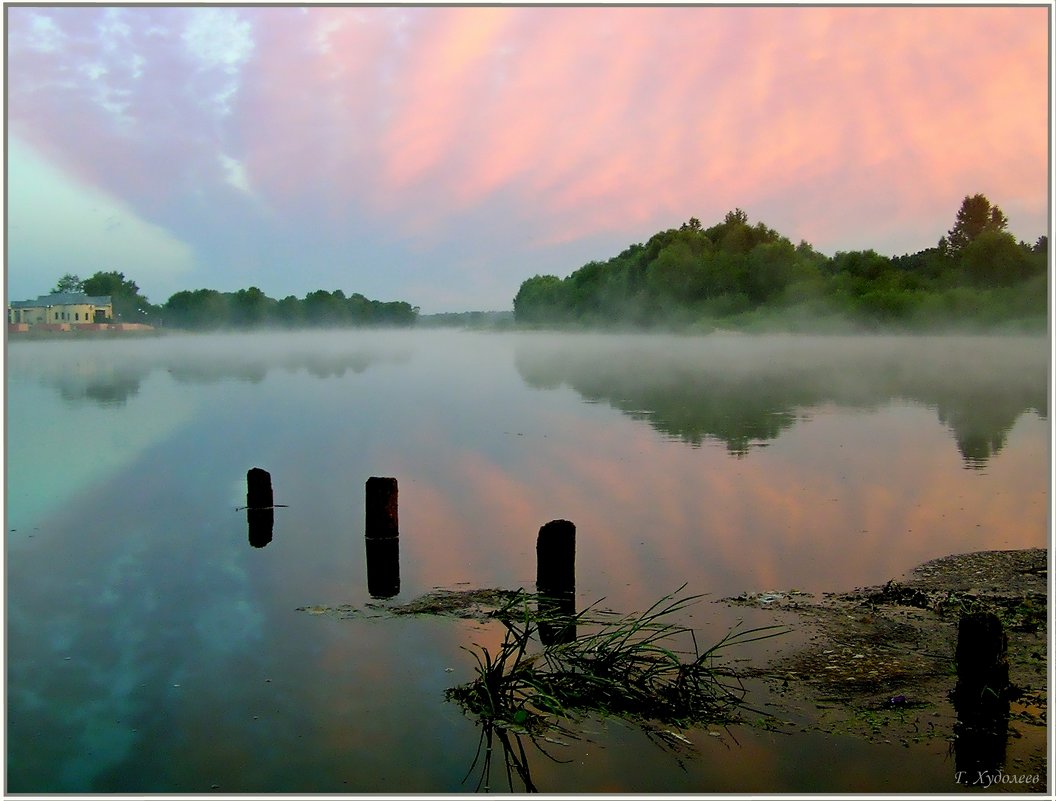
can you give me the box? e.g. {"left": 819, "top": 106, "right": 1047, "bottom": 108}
{"left": 8, "top": 323, "right": 160, "bottom": 340}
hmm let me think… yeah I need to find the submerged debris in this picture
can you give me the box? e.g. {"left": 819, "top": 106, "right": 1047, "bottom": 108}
{"left": 386, "top": 588, "right": 525, "bottom": 620}
{"left": 726, "top": 589, "right": 813, "bottom": 607}
{"left": 296, "top": 587, "right": 529, "bottom": 621}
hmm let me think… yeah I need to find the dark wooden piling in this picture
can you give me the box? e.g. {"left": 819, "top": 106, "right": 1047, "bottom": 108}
{"left": 365, "top": 537, "right": 401, "bottom": 599}
{"left": 536, "top": 520, "right": 577, "bottom": 644}
{"left": 955, "top": 611, "right": 1010, "bottom": 708}
{"left": 365, "top": 477, "right": 399, "bottom": 539}
{"left": 247, "top": 467, "right": 273, "bottom": 510}
{"left": 536, "top": 519, "right": 575, "bottom": 595}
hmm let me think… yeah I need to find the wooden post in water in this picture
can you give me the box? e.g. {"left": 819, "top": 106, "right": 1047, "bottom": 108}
{"left": 955, "top": 611, "right": 1010, "bottom": 708}
{"left": 247, "top": 467, "right": 273, "bottom": 509}
{"left": 246, "top": 468, "right": 275, "bottom": 548}
{"left": 536, "top": 519, "right": 575, "bottom": 594}
{"left": 365, "top": 477, "right": 399, "bottom": 539}
{"left": 364, "top": 477, "right": 400, "bottom": 597}
{"left": 536, "top": 520, "right": 576, "bottom": 645}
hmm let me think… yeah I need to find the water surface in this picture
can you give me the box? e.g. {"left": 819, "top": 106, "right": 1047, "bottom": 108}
{"left": 6, "top": 330, "right": 1048, "bottom": 792}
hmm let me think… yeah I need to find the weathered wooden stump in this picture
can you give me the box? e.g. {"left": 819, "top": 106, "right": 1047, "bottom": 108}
{"left": 955, "top": 611, "right": 1009, "bottom": 708}
{"left": 247, "top": 467, "right": 273, "bottom": 509}
{"left": 365, "top": 537, "right": 400, "bottom": 599}
{"left": 365, "top": 477, "right": 399, "bottom": 539}
{"left": 536, "top": 519, "right": 575, "bottom": 595}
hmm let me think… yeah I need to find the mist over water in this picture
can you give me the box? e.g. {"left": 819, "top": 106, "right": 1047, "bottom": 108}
{"left": 6, "top": 329, "right": 1049, "bottom": 792}
{"left": 513, "top": 332, "right": 1048, "bottom": 464}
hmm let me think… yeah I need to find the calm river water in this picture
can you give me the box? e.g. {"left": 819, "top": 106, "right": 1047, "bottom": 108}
{"left": 5, "top": 330, "right": 1049, "bottom": 792}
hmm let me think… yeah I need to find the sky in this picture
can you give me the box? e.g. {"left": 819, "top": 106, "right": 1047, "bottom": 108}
{"left": 5, "top": 5, "right": 1050, "bottom": 313}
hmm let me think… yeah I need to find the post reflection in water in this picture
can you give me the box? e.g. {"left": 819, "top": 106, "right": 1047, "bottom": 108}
{"left": 951, "top": 611, "right": 1012, "bottom": 784}
{"left": 536, "top": 592, "right": 576, "bottom": 646}
{"left": 952, "top": 699, "right": 1010, "bottom": 785}
{"left": 247, "top": 508, "right": 274, "bottom": 548}
{"left": 365, "top": 537, "right": 400, "bottom": 599}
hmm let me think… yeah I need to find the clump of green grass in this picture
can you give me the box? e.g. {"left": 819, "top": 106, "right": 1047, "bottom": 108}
{"left": 446, "top": 586, "right": 784, "bottom": 736}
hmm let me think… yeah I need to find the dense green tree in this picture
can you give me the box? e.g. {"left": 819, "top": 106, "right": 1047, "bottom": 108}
{"left": 960, "top": 230, "right": 1035, "bottom": 287}
{"left": 228, "top": 286, "right": 274, "bottom": 327}
{"left": 303, "top": 289, "right": 349, "bottom": 326}
{"left": 781, "top": 244, "right": 828, "bottom": 306}
{"left": 163, "top": 289, "right": 229, "bottom": 329}
{"left": 829, "top": 250, "right": 893, "bottom": 282}
{"left": 513, "top": 275, "right": 570, "bottom": 323}
{"left": 51, "top": 273, "right": 84, "bottom": 294}
{"left": 647, "top": 240, "right": 707, "bottom": 301}
{"left": 946, "top": 194, "right": 1008, "bottom": 257}
{"left": 890, "top": 247, "right": 950, "bottom": 282}
{"left": 724, "top": 208, "right": 749, "bottom": 226}
{"left": 82, "top": 271, "right": 154, "bottom": 322}
{"left": 745, "top": 240, "right": 798, "bottom": 304}
{"left": 274, "top": 295, "right": 304, "bottom": 327}
{"left": 371, "top": 299, "right": 417, "bottom": 326}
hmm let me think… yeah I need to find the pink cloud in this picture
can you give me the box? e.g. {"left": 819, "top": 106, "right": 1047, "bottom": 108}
{"left": 7, "top": 5, "right": 1048, "bottom": 299}
{"left": 380, "top": 7, "right": 515, "bottom": 192}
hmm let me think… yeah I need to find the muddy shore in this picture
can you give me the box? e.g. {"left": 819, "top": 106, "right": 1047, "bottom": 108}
{"left": 724, "top": 547, "right": 1048, "bottom": 790}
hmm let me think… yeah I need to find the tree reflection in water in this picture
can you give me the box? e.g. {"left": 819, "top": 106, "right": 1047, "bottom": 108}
{"left": 515, "top": 335, "right": 1047, "bottom": 467}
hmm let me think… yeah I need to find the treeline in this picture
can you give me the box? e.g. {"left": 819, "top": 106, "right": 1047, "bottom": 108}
{"left": 513, "top": 195, "right": 1048, "bottom": 330}
{"left": 418, "top": 310, "right": 515, "bottom": 328}
{"left": 161, "top": 288, "right": 418, "bottom": 329}
{"left": 48, "top": 273, "right": 418, "bottom": 329}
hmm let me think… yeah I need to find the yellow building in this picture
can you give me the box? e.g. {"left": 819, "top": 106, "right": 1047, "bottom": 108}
{"left": 8, "top": 293, "right": 113, "bottom": 326}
